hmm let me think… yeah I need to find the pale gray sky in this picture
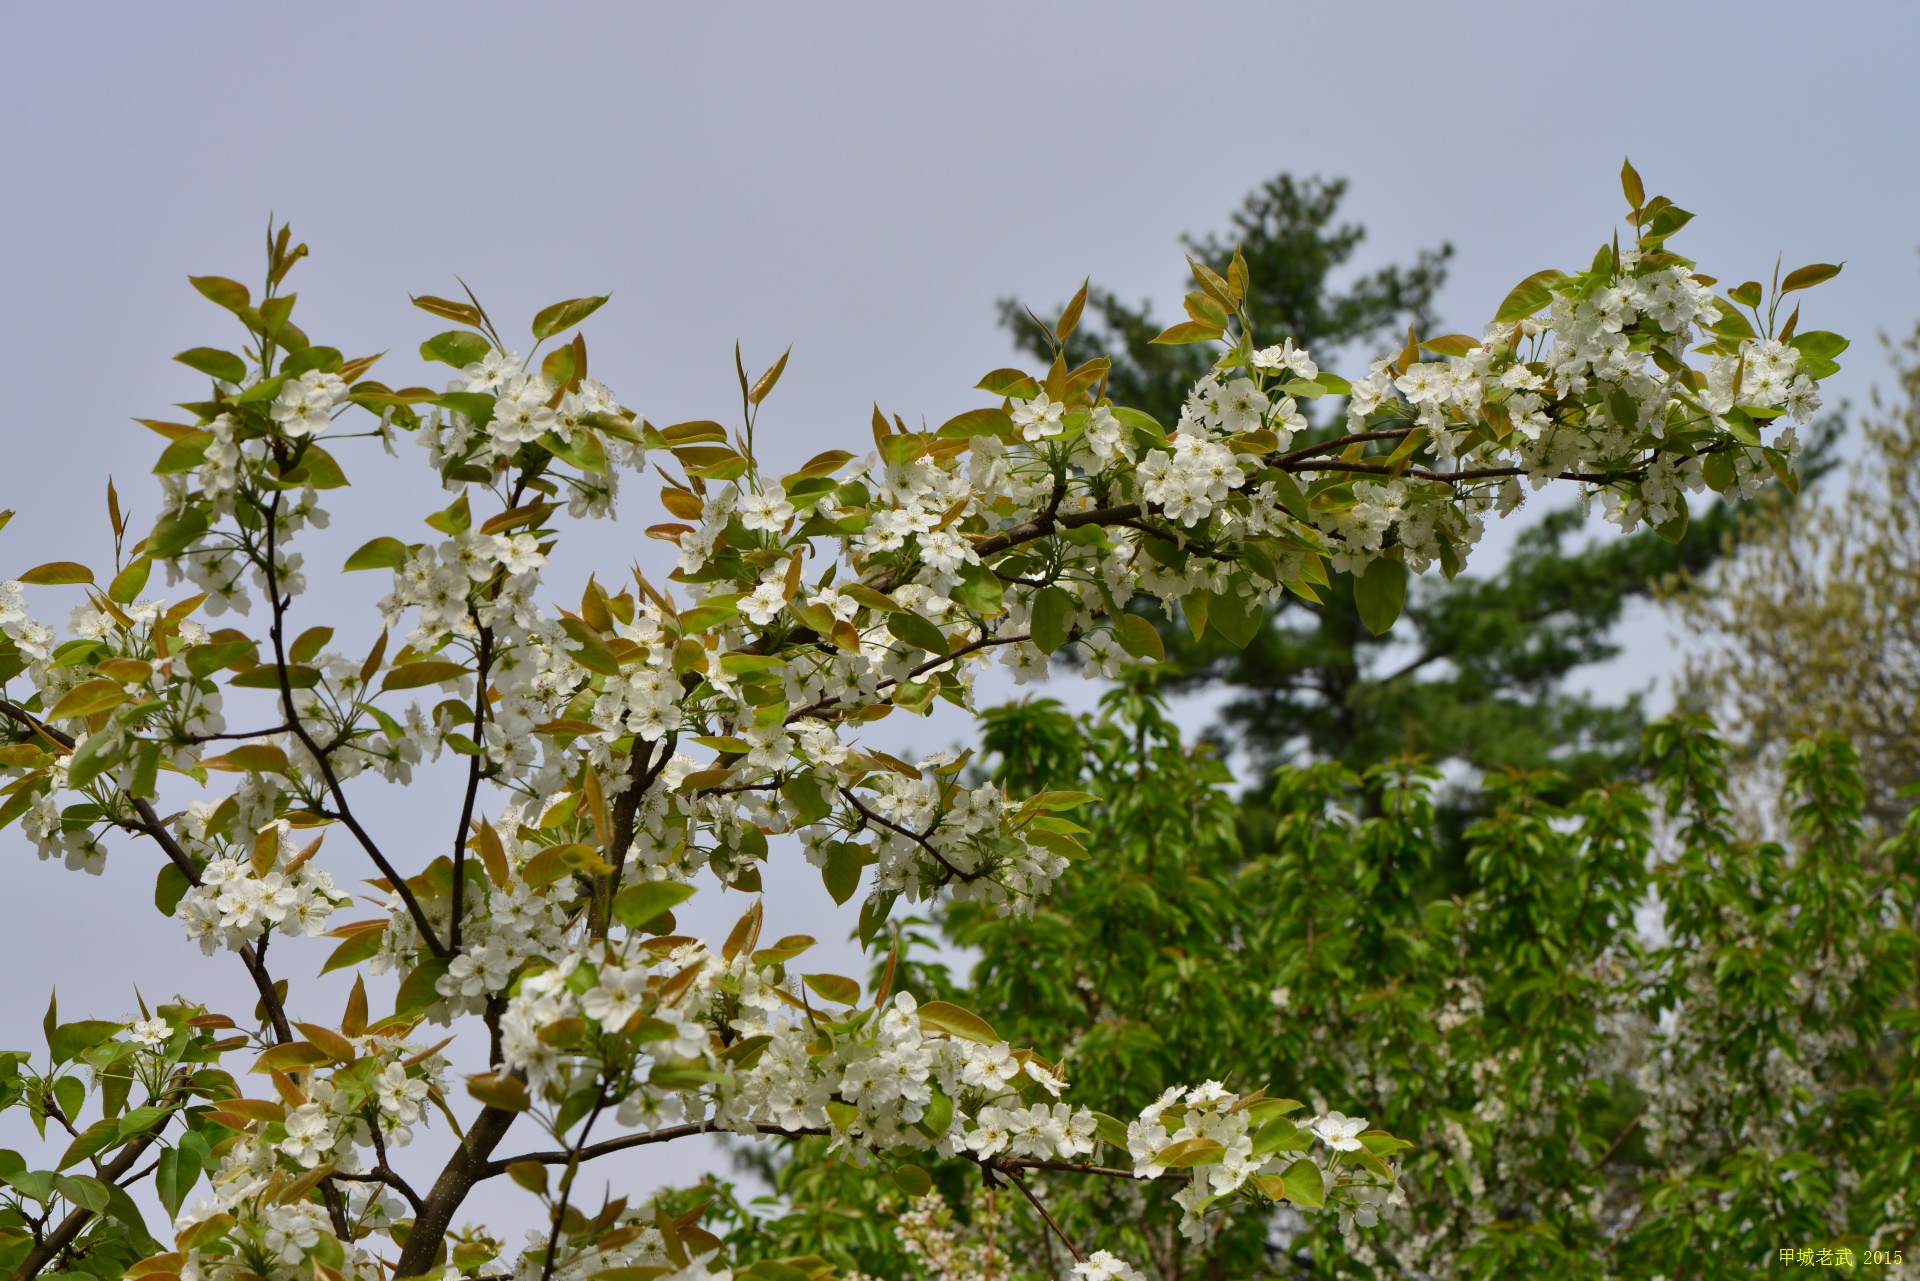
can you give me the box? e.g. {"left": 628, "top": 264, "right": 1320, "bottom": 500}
{"left": 2, "top": 0, "right": 1916, "bottom": 1235}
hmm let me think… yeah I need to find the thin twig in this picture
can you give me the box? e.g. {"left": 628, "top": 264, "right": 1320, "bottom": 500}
{"left": 999, "top": 1166, "right": 1084, "bottom": 1264}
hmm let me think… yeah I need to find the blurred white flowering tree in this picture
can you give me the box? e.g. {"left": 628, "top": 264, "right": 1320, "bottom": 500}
{"left": 0, "top": 164, "right": 1850, "bottom": 1281}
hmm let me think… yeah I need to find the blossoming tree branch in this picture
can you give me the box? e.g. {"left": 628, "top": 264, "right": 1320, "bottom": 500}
{"left": 0, "top": 162, "right": 1844, "bottom": 1281}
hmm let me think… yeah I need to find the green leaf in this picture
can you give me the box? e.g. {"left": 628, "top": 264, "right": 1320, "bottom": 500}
{"left": 1113, "top": 613, "right": 1164, "bottom": 661}
{"left": 58, "top": 1119, "right": 122, "bottom": 1171}
{"left": 886, "top": 612, "right": 950, "bottom": 657}
{"left": 394, "top": 959, "right": 451, "bottom": 1018}
{"left": 151, "top": 431, "right": 215, "bottom": 475}
{"left": 173, "top": 348, "right": 247, "bottom": 384}
{"left": 1279, "top": 1157, "right": 1324, "bottom": 1208}
{"left": 183, "top": 639, "right": 255, "bottom": 678}
{"left": 147, "top": 507, "right": 211, "bottom": 558}
{"left": 1029, "top": 586, "right": 1076, "bottom": 653}
{"left": 1251, "top": 1117, "right": 1310, "bottom": 1157}
{"left": 951, "top": 562, "right": 1005, "bottom": 616}
{"left": 300, "top": 445, "right": 350, "bottom": 490}
{"left": 155, "top": 863, "right": 192, "bottom": 917}
{"left": 1789, "top": 330, "right": 1849, "bottom": 361}
{"left": 1654, "top": 502, "right": 1689, "bottom": 544}
{"left": 1156, "top": 1137, "right": 1225, "bottom": 1168}
{"left": 823, "top": 842, "right": 863, "bottom": 907}
{"left": 781, "top": 773, "right": 833, "bottom": 827}
{"left": 893, "top": 1164, "right": 933, "bottom": 1197}
{"left": 1205, "top": 582, "right": 1264, "bottom": 649}
{"left": 107, "top": 556, "right": 153, "bottom": 605}
{"left": 155, "top": 1146, "right": 200, "bottom": 1221}
{"left": 66, "top": 729, "right": 128, "bottom": 790}
{"left": 229, "top": 664, "right": 322, "bottom": 690}
{"left": 344, "top": 536, "right": 411, "bottom": 572}
{"left": 48, "top": 1021, "right": 121, "bottom": 1066}
{"left": 612, "top": 881, "right": 696, "bottom": 932}
{"left": 1492, "top": 269, "right": 1567, "bottom": 323}
{"left": 1353, "top": 557, "right": 1408, "bottom": 636}
{"left": 531, "top": 295, "right": 609, "bottom": 340}
{"left": 421, "top": 331, "right": 493, "bottom": 368}
{"left": 1024, "top": 791, "right": 1094, "bottom": 812}
{"left": 52, "top": 1173, "right": 110, "bottom": 1215}
{"left": 857, "top": 890, "right": 897, "bottom": 950}
{"left": 320, "top": 924, "right": 385, "bottom": 975}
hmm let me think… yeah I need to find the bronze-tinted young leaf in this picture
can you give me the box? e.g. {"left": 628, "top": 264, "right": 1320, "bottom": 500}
{"left": 1055, "top": 278, "right": 1089, "bottom": 344}
{"left": 466, "top": 1073, "right": 531, "bottom": 1112}
{"left": 936, "top": 407, "right": 1014, "bottom": 439}
{"left": 18, "top": 562, "right": 94, "bottom": 586}
{"left": 915, "top": 1000, "right": 998, "bottom": 1045}
{"left": 224, "top": 744, "right": 289, "bottom": 773}
{"left": 1492, "top": 269, "right": 1567, "bottom": 323}
{"left": 49, "top": 679, "right": 129, "bottom": 721}
{"left": 1416, "top": 334, "right": 1481, "bottom": 358}
{"left": 229, "top": 664, "right": 321, "bottom": 689}
{"left": 320, "top": 922, "right": 386, "bottom": 975}
{"left": 189, "top": 276, "right": 250, "bottom": 313}
{"left": 802, "top": 973, "right": 861, "bottom": 1006}
{"left": 249, "top": 1042, "right": 331, "bottom": 1075}
{"left": 1620, "top": 157, "right": 1645, "bottom": 210}
{"left": 531, "top": 295, "right": 609, "bottom": 340}
{"left": 1781, "top": 262, "right": 1843, "bottom": 293}
{"left": 288, "top": 626, "right": 333, "bottom": 664}
{"left": 747, "top": 346, "right": 791, "bottom": 405}
{"left": 411, "top": 294, "right": 485, "bottom": 328}
{"left": 976, "top": 368, "right": 1040, "bottom": 398}
{"left": 1149, "top": 320, "right": 1225, "bottom": 346}
{"left": 380, "top": 660, "right": 472, "bottom": 691}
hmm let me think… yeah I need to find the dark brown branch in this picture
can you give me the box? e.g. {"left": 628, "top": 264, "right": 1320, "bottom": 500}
{"left": 1272, "top": 427, "right": 1417, "bottom": 466}
{"left": 261, "top": 492, "right": 445, "bottom": 956}
{"left": 334, "top": 1168, "right": 426, "bottom": 1217}
{"left": 785, "top": 632, "right": 1031, "bottom": 725}
{"left": 998, "top": 1166, "right": 1085, "bottom": 1264}
{"left": 487, "top": 1122, "right": 829, "bottom": 1174}
{"left": 450, "top": 623, "right": 495, "bottom": 951}
{"left": 394, "top": 1098, "right": 522, "bottom": 1277}
{"left": 842, "top": 792, "right": 974, "bottom": 883}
